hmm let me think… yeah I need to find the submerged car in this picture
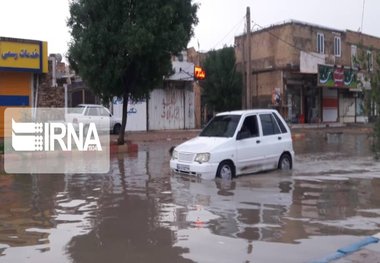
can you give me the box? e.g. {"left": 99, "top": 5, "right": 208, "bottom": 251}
{"left": 170, "top": 109, "right": 294, "bottom": 180}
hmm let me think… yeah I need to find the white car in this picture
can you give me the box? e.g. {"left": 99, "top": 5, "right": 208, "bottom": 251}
{"left": 66, "top": 104, "right": 122, "bottom": 134}
{"left": 170, "top": 109, "right": 294, "bottom": 180}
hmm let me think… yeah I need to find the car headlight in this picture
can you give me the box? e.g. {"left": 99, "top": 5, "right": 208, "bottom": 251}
{"left": 194, "top": 153, "right": 210, "bottom": 163}
{"left": 172, "top": 150, "right": 178, "bottom": 160}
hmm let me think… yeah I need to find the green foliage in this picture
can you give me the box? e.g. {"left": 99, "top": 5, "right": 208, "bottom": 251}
{"left": 67, "top": 0, "right": 198, "bottom": 103}
{"left": 371, "top": 53, "right": 380, "bottom": 158}
{"left": 202, "top": 47, "right": 243, "bottom": 112}
{"left": 355, "top": 44, "right": 380, "bottom": 157}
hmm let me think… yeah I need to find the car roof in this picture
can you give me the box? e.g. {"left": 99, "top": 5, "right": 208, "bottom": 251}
{"left": 216, "top": 109, "right": 278, "bottom": 116}
{"left": 76, "top": 104, "right": 104, "bottom": 107}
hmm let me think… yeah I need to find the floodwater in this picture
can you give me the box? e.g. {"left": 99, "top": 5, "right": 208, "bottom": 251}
{"left": 1, "top": 132, "right": 380, "bottom": 263}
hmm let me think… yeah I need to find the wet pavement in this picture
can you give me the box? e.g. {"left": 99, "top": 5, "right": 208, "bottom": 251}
{"left": 1, "top": 128, "right": 380, "bottom": 262}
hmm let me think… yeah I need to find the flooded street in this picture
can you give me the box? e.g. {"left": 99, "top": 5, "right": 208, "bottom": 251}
{"left": 1, "top": 131, "right": 380, "bottom": 262}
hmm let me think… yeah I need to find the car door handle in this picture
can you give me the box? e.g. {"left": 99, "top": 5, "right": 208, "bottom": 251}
{"left": 278, "top": 136, "right": 282, "bottom": 140}
{"left": 256, "top": 140, "right": 261, "bottom": 144}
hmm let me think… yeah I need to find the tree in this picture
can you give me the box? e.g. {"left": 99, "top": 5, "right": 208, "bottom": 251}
{"left": 67, "top": 0, "right": 198, "bottom": 144}
{"left": 202, "top": 47, "right": 243, "bottom": 114}
{"left": 355, "top": 45, "right": 380, "bottom": 158}
{"left": 368, "top": 53, "right": 380, "bottom": 158}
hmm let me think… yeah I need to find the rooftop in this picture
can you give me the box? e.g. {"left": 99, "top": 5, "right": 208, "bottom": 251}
{"left": 235, "top": 19, "right": 375, "bottom": 39}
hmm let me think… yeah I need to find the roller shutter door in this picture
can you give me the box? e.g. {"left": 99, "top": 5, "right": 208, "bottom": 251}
{"left": 0, "top": 71, "right": 32, "bottom": 137}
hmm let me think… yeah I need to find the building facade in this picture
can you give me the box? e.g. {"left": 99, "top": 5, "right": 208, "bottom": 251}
{"left": 235, "top": 20, "right": 380, "bottom": 124}
{"left": 112, "top": 50, "right": 199, "bottom": 131}
{"left": 0, "top": 37, "right": 48, "bottom": 136}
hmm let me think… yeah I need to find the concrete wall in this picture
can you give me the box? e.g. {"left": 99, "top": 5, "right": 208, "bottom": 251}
{"left": 235, "top": 24, "right": 298, "bottom": 71}
{"left": 148, "top": 87, "right": 195, "bottom": 130}
{"left": 345, "top": 30, "right": 380, "bottom": 69}
{"left": 193, "top": 82, "right": 201, "bottom": 128}
{"left": 252, "top": 70, "right": 283, "bottom": 107}
{"left": 112, "top": 98, "right": 147, "bottom": 131}
{"left": 235, "top": 21, "right": 348, "bottom": 72}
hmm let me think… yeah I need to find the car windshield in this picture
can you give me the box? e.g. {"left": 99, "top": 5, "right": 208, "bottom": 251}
{"left": 200, "top": 115, "right": 241, "bottom": 137}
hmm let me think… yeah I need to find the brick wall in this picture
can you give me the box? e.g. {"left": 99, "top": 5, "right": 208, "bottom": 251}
{"left": 37, "top": 71, "right": 65, "bottom": 107}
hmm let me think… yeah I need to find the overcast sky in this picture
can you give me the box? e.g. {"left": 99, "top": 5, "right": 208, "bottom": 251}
{"left": 0, "top": 0, "right": 378, "bottom": 58}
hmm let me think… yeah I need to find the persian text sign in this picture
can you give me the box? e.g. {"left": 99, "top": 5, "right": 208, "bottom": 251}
{"left": 0, "top": 40, "right": 41, "bottom": 71}
{"left": 4, "top": 108, "right": 110, "bottom": 174}
{"left": 318, "top": 64, "right": 357, "bottom": 88}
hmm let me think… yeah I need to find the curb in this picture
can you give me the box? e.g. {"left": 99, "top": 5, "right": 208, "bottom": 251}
{"left": 312, "top": 236, "right": 380, "bottom": 263}
{"left": 110, "top": 142, "right": 138, "bottom": 154}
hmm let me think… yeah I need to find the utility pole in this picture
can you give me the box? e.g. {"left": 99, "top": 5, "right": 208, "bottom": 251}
{"left": 246, "top": 7, "right": 252, "bottom": 109}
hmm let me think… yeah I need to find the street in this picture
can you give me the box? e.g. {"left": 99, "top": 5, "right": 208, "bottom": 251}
{"left": 1, "top": 128, "right": 380, "bottom": 262}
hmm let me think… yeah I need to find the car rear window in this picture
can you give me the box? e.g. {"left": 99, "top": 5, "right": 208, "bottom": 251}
{"left": 272, "top": 112, "right": 288, "bottom": 133}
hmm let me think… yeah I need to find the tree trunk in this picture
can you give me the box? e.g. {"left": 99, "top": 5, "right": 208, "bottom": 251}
{"left": 117, "top": 90, "right": 129, "bottom": 145}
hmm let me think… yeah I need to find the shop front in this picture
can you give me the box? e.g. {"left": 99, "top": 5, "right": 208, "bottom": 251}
{"left": 285, "top": 73, "right": 321, "bottom": 124}
{"left": 318, "top": 64, "right": 358, "bottom": 123}
{"left": 284, "top": 65, "right": 360, "bottom": 124}
{"left": 0, "top": 37, "right": 48, "bottom": 136}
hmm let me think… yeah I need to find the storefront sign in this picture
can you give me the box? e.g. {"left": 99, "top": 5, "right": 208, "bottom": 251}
{"left": 0, "top": 39, "right": 48, "bottom": 73}
{"left": 318, "top": 64, "right": 357, "bottom": 89}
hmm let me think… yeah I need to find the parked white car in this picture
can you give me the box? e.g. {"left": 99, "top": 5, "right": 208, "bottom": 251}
{"left": 170, "top": 109, "right": 294, "bottom": 180}
{"left": 66, "top": 104, "right": 122, "bottom": 134}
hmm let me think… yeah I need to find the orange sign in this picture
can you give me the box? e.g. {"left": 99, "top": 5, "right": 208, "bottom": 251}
{"left": 194, "top": 66, "right": 206, "bottom": 80}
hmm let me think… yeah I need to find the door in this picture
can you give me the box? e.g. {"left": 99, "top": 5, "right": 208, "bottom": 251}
{"left": 236, "top": 115, "right": 265, "bottom": 174}
{"left": 322, "top": 87, "right": 338, "bottom": 122}
{"left": 258, "top": 113, "right": 284, "bottom": 169}
{"left": 97, "top": 106, "right": 111, "bottom": 131}
{"left": 84, "top": 106, "right": 102, "bottom": 131}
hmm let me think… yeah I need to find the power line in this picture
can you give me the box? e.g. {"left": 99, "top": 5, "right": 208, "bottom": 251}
{"left": 252, "top": 20, "right": 327, "bottom": 61}
{"left": 211, "top": 15, "right": 245, "bottom": 50}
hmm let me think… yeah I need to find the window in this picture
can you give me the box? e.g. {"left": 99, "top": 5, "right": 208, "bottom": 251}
{"left": 239, "top": 115, "right": 259, "bottom": 139}
{"left": 69, "top": 105, "right": 85, "bottom": 114}
{"left": 86, "top": 107, "right": 98, "bottom": 116}
{"left": 317, "top": 33, "right": 325, "bottom": 54}
{"left": 99, "top": 107, "right": 110, "bottom": 116}
{"left": 272, "top": 113, "right": 288, "bottom": 133}
{"left": 334, "top": 36, "right": 341, "bottom": 57}
{"left": 260, "top": 114, "right": 281, "bottom": 136}
{"left": 351, "top": 45, "right": 358, "bottom": 68}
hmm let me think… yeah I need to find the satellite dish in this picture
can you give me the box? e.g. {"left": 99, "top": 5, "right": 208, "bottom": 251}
{"left": 55, "top": 53, "right": 62, "bottom": 63}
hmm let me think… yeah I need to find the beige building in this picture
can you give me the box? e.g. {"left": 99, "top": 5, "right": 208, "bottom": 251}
{"left": 235, "top": 20, "right": 380, "bottom": 124}
{"left": 187, "top": 47, "right": 207, "bottom": 127}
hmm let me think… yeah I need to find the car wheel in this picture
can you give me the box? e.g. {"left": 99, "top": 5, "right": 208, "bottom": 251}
{"left": 113, "top": 124, "right": 121, "bottom": 135}
{"left": 278, "top": 153, "right": 292, "bottom": 170}
{"left": 216, "top": 161, "right": 234, "bottom": 180}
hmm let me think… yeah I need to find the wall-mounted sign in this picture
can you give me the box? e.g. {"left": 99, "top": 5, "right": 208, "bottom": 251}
{"left": 318, "top": 64, "right": 357, "bottom": 89}
{"left": 0, "top": 39, "right": 48, "bottom": 73}
{"left": 194, "top": 66, "right": 206, "bottom": 80}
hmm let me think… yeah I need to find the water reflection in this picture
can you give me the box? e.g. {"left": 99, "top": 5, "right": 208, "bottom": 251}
{"left": 294, "top": 132, "right": 372, "bottom": 156}
{"left": 65, "top": 148, "right": 192, "bottom": 263}
{"left": 0, "top": 133, "right": 380, "bottom": 262}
